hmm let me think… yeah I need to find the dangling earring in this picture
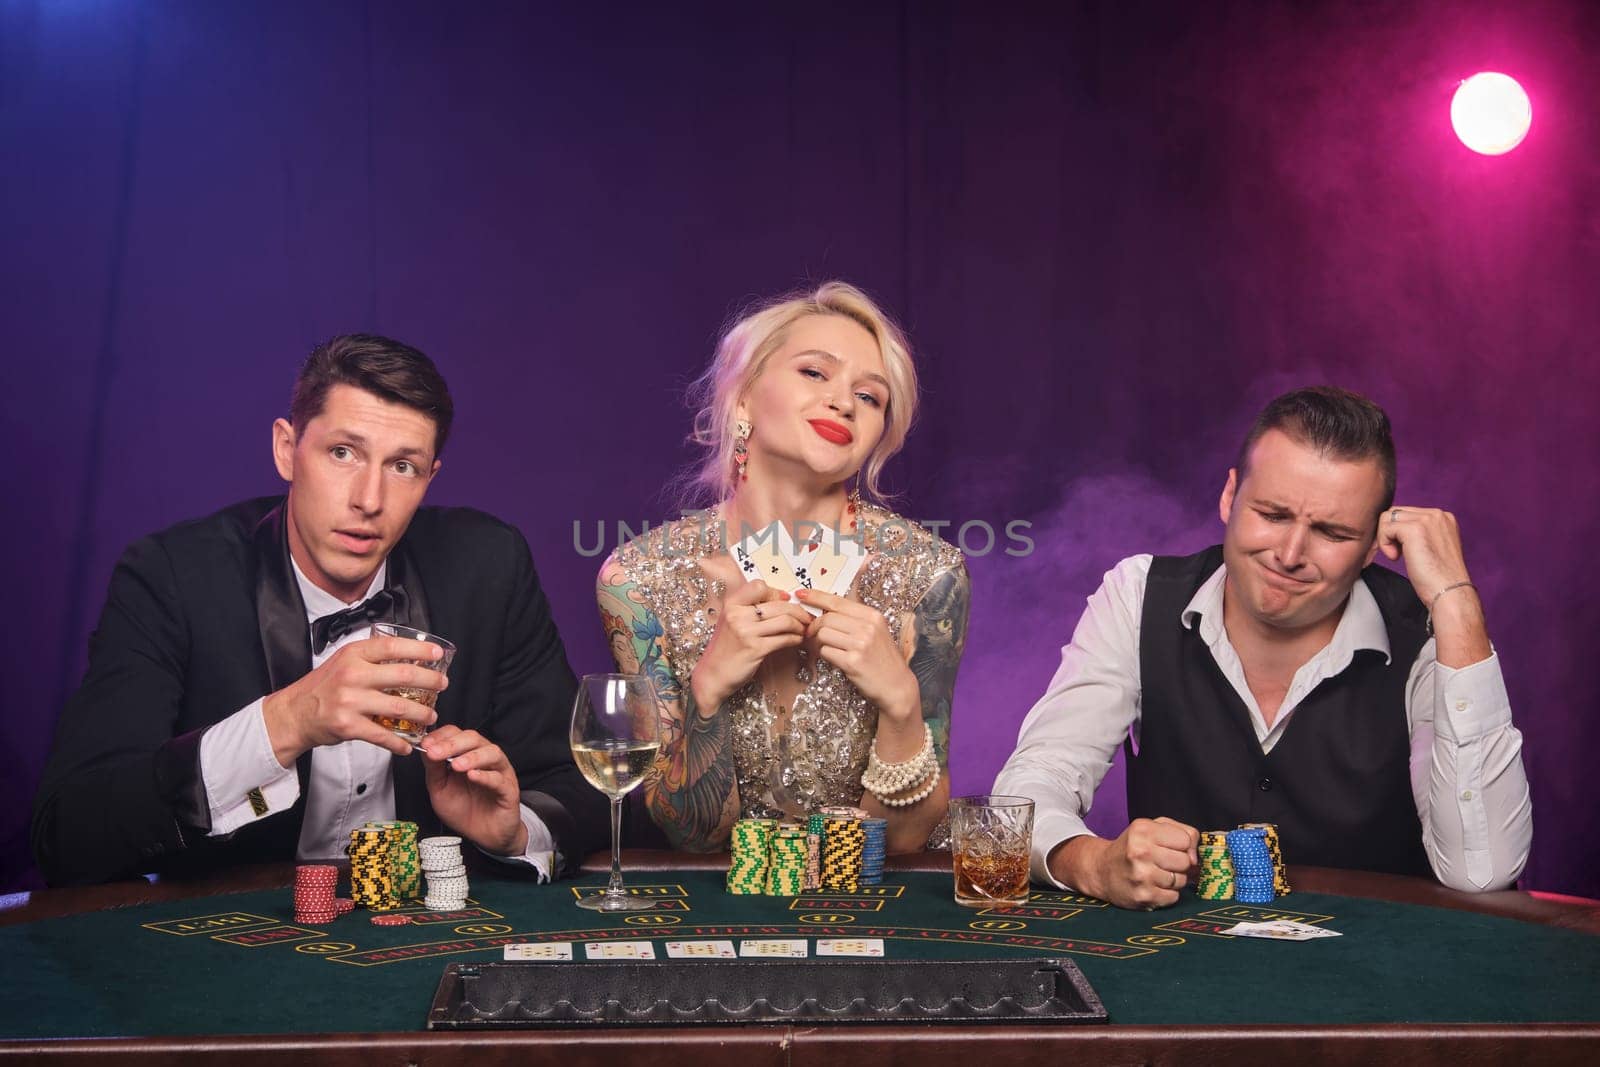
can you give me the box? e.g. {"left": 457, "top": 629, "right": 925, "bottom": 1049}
{"left": 733, "top": 420, "right": 752, "bottom": 483}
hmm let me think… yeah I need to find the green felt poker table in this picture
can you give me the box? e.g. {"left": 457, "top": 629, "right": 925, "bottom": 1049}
{"left": 2, "top": 851, "right": 1598, "bottom": 1064}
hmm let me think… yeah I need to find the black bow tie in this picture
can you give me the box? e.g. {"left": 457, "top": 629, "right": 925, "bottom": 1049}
{"left": 310, "top": 586, "right": 407, "bottom": 655}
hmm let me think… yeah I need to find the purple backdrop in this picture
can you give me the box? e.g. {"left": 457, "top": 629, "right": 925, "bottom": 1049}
{"left": 5, "top": 0, "right": 1597, "bottom": 897}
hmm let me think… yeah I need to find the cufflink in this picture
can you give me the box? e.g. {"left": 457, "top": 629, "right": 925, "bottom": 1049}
{"left": 246, "top": 787, "right": 269, "bottom": 817}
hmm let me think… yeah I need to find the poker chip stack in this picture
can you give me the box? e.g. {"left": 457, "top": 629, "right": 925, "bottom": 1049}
{"left": 293, "top": 864, "right": 339, "bottom": 924}
{"left": 1240, "top": 822, "right": 1291, "bottom": 896}
{"left": 419, "top": 835, "right": 469, "bottom": 910}
{"left": 859, "top": 818, "right": 887, "bottom": 885}
{"left": 365, "top": 820, "right": 422, "bottom": 899}
{"left": 1196, "top": 831, "right": 1234, "bottom": 901}
{"left": 348, "top": 827, "right": 399, "bottom": 911}
{"left": 727, "top": 818, "right": 775, "bottom": 895}
{"left": 765, "top": 826, "right": 809, "bottom": 896}
{"left": 821, "top": 815, "right": 865, "bottom": 892}
{"left": 1225, "top": 827, "right": 1276, "bottom": 904}
{"left": 804, "top": 814, "right": 824, "bottom": 891}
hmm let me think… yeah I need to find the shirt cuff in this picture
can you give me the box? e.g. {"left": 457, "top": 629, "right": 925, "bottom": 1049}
{"left": 1432, "top": 652, "right": 1513, "bottom": 744}
{"left": 477, "top": 804, "right": 558, "bottom": 882}
{"left": 198, "top": 699, "right": 300, "bottom": 836}
{"left": 1031, "top": 811, "right": 1092, "bottom": 890}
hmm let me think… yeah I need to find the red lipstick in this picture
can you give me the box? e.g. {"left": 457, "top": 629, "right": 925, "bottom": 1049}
{"left": 808, "top": 419, "right": 853, "bottom": 445}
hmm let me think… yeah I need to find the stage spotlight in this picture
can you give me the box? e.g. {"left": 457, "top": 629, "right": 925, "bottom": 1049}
{"left": 1450, "top": 72, "right": 1531, "bottom": 155}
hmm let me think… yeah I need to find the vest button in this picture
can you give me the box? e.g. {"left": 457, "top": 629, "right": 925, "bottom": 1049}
{"left": 1257, "top": 777, "right": 1274, "bottom": 792}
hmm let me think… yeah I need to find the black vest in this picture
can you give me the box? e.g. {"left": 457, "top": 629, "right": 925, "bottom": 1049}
{"left": 1127, "top": 546, "right": 1433, "bottom": 878}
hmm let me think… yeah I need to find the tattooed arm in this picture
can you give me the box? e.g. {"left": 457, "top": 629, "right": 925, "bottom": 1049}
{"left": 860, "top": 562, "right": 971, "bottom": 852}
{"left": 596, "top": 555, "right": 739, "bottom": 851}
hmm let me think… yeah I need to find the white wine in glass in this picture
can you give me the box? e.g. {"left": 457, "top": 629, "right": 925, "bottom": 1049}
{"left": 570, "top": 673, "right": 662, "bottom": 911}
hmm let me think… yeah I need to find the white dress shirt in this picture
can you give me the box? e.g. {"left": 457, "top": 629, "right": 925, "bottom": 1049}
{"left": 196, "top": 560, "right": 558, "bottom": 879}
{"left": 995, "top": 554, "right": 1533, "bottom": 892}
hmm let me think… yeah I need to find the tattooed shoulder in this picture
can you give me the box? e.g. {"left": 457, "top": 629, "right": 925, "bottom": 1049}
{"left": 907, "top": 563, "right": 971, "bottom": 765}
{"left": 596, "top": 555, "right": 680, "bottom": 705}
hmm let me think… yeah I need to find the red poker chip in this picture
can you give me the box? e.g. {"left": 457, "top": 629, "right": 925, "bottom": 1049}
{"left": 335, "top": 898, "right": 355, "bottom": 914}
{"left": 370, "top": 914, "right": 411, "bottom": 926}
{"left": 295, "top": 914, "right": 336, "bottom": 924}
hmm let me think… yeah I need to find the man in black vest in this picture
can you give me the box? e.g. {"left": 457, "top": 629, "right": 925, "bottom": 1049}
{"left": 33, "top": 335, "right": 608, "bottom": 886}
{"left": 995, "top": 387, "right": 1531, "bottom": 909}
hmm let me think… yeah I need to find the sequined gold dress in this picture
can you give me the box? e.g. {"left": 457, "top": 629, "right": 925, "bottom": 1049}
{"left": 611, "top": 503, "right": 965, "bottom": 823}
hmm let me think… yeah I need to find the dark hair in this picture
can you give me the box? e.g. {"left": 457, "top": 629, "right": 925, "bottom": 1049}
{"left": 290, "top": 334, "right": 454, "bottom": 457}
{"left": 1235, "top": 386, "right": 1396, "bottom": 515}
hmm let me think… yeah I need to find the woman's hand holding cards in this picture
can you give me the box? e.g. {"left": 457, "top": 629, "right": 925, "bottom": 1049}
{"left": 796, "top": 588, "right": 922, "bottom": 756}
{"left": 689, "top": 580, "right": 810, "bottom": 715}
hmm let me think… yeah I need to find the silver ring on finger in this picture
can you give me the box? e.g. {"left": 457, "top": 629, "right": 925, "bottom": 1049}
{"left": 1170, "top": 870, "right": 1180, "bottom": 890}
{"left": 1390, "top": 507, "right": 1402, "bottom": 523}
{"left": 754, "top": 605, "right": 764, "bottom": 620}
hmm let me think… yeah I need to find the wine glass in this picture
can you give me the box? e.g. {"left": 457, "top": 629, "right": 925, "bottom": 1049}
{"left": 570, "top": 673, "right": 662, "bottom": 911}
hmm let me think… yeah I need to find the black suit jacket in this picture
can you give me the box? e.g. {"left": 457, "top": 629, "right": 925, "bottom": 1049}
{"left": 32, "top": 496, "right": 609, "bottom": 886}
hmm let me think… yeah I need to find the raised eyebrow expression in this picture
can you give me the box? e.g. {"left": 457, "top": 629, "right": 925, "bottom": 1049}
{"left": 1250, "top": 499, "right": 1365, "bottom": 540}
{"left": 793, "top": 350, "right": 891, "bottom": 395}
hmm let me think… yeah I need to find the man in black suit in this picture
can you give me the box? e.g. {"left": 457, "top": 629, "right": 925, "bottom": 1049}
{"left": 33, "top": 335, "right": 607, "bottom": 886}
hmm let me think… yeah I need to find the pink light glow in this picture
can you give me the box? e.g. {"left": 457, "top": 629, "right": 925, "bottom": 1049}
{"left": 1450, "top": 72, "right": 1532, "bottom": 156}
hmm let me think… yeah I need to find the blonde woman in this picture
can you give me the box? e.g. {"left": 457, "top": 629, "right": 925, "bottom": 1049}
{"left": 596, "top": 282, "right": 970, "bottom": 853}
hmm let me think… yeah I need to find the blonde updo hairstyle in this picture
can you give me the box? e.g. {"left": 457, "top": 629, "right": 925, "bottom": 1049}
{"left": 685, "top": 281, "right": 919, "bottom": 505}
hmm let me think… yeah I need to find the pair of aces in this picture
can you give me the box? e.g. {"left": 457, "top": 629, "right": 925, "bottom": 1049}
{"left": 728, "top": 525, "right": 866, "bottom": 617}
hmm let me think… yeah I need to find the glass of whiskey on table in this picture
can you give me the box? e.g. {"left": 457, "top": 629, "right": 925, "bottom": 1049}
{"left": 949, "top": 794, "right": 1034, "bottom": 907}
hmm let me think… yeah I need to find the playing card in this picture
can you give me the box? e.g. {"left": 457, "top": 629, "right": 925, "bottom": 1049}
{"left": 786, "top": 525, "right": 867, "bottom": 615}
{"left": 816, "top": 938, "right": 885, "bottom": 957}
{"left": 503, "top": 942, "right": 573, "bottom": 961}
{"left": 664, "top": 940, "right": 738, "bottom": 959}
{"left": 1220, "top": 920, "right": 1341, "bottom": 941}
{"left": 729, "top": 541, "right": 760, "bottom": 580}
{"left": 728, "top": 526, "right": 804, "bottom": 595}
{"left": 739, "top": 938, "right": 809, "bottom": 958}
{"left": 787, "top": 522, "right": 828, "bottom": 575}
{"left": 584, "top": 940, "right": 658, "bottom": 959}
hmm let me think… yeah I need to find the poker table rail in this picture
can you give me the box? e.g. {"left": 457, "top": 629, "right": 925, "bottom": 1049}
{"left": 3, "top": 851, "right": 1598, "bottom": 1065}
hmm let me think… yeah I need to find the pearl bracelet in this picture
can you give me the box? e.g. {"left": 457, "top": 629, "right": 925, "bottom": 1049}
{"left": 861, "top": 723, "right": 939, "bottom": 804}
{"left": 875, "top": 764, "right": 941, "bottom": 808}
